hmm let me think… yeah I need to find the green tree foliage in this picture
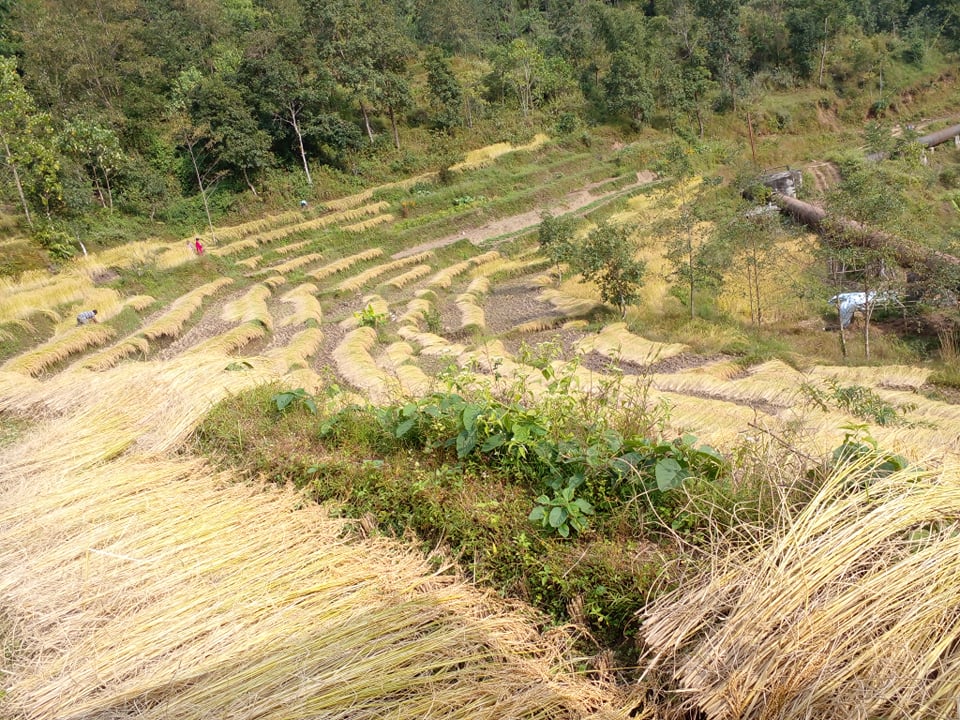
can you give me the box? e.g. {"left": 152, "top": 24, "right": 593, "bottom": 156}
{"left": 62, "top": 117, "right": 126, "bottom": 211}
{"left": 575, "top": 220, "right": 646, "bottom": 318}
{"left": 0, "top": 57, "right": 62, "bottom": 227}
{"left": 424, "top": 48, "right": 464, "bottom": 132}
{"left": 538, "top": 210, "right": 578, "bottom": 284}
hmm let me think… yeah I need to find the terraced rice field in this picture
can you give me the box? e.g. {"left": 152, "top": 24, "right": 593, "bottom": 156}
{"left": 1, "top": 139, "right": 958, "bottom": 718}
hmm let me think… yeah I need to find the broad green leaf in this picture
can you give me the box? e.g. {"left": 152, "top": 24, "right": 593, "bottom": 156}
{"left": 462, "top": 404, "right": 482, "bottom": 433}
{"left": 655, "top": 457, "right": 688, "bottom": 491}
{"left": 481, "top": 433, "right": 507, "bottom": 452}
{"left": 395, "top": 417, "right": 416, "bottom": 438}
{"left": 456, "top": 429, "right": 477, "bottom": 458}
{"left": 529, "top": 505, "right": 545, "bottom": 522}
{"left": 548, "top": 506, "right": 567, "bottom": 528}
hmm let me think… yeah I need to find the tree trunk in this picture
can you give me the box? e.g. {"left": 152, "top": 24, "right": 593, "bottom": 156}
{"left": 104, "top": 170, "right": 113, "bottom": 210}
{"left": 389, "top": 104, "right": 400, "bottom": 150}
{"left": 242, "top": 167, "right": 259, "bottom": 197}
{"left": 288, "top": 104, "right": 312, "bottom": 186}
{"left": 360, "top": 100, "right": 374, "bottom": 143}
{"left": 188, "top": 142, "right": 217, "bottom": 242}
{"left": 2, "top": 136, "right": 33, "bottom": 228}
{"left": 771, "top": 192, "right": 960, "bottom": 274}
{"left": 818, "top": 17, "right": 828, "bottom": 87}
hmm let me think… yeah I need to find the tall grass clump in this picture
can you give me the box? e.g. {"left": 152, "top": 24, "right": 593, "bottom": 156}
{"left": 641, "top": 456, "right": 960, "bottom": 720}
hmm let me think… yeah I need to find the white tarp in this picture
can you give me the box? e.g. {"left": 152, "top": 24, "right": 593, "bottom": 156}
{"left": 828, "top": 291, "right": 899, "bottom": 327}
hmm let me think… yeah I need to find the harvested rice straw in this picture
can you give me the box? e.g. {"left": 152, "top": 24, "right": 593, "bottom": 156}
{"left": 222, "top": 283, "right": 274, "bottom": 331}
{"left": 307, "top": 247, "right": 383, "bottom": 282}
{"left": 0, "top": 449, "right": 626, "bottom": 719}
{"left": 641, "top": 460, "right": 960, "bottom": 720}
{"left": 336, "top": 252, "right": 433, "bottom": 293}
{"left": 332, "top": 326, "right": 397, "bottom": 403}
{"left": 187, "top": 322, "right": 269, "bottom": 357}
{"left": 273, "top": 239, "right": 312, "bottom": 255}
{"left": 398, "top": 295, "right": 434, "bottom": 326}
{"left": 264, "top": 326, "right": 324, "bottom": 370}
{"left": 153, "top": 240, "right": 201, "bottom": 270}
{"left": 427, "top": 251, "right": 501, "bottom": 290}
{"left": 1, "top": 324, "right": 117, "bottom": 377}
{"left": 576, "top": 322, "right": 688, "bottom": 365}
{"left": 322, "top": 170, "right": 436, "bottom": 212}
{"left": 210, "top": 237, "right": 258, "bottom": 257}
{"left": 540, "top": 286, "right": 602, "bottom": 317}
{"left": 379, "top": 344, "right": 432, "bottom": 396}
{"left": 510, "top": 316, "right": 565, "bottom": 335}
{"left": 342, "top": 212, "right": 395, "bottom": 232}
{"left": 382, "top": 263, "right": 432, "bottom": 290}
{"left": 262, "top": 274, "right": 287, "bottom": 289}
{"left": 808, "top": 363, "right": 932, "bottom": 390}
{"left": 79, "top": 336, "right": 151, "bottom": 371}
{"left": 450, "top": 133, "right": 549, "bottom": 171}
{"left": 250, "top": 252, "right": 324, "bottom": 277}
{"left": 123, "top": 294, "right": 156, "bottom": 312}
{"left": 0, "top": 273, "right": 91, "bottom": 325}
{"left": 397, "top": 326, "right": 466, "bottom": 357}
{"left": 141, "top": 278, "right": 233, "bottom": 341}
{"left": 236, "top": 254, "right": 263, "bottom": 269}
{"left": 456, "top": 290, "right": 486, "bottom": 331}
{"left": 339, "top": 294, "right": 389, "bottom": 330}
{"left": 279, "top": 283, "right": 322, "bottom": 327}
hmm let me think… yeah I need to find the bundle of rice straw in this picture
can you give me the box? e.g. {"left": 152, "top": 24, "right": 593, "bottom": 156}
{"left": 641, "top": 457, "right": 960, "bottom": 720}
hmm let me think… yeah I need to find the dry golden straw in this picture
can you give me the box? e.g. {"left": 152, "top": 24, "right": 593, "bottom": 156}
{"left": 642, "top": 460, "right": 960, "bottom": 720}
{"left": 336, "top": 252, "right": 433, "bottom": 293}
{"left": 307, "top": 248, "right": 383, "bottom": 282}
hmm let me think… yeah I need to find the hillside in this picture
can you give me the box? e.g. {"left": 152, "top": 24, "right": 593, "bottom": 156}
{"left": 0, "top": 104, "right": 959, "bottom": 718}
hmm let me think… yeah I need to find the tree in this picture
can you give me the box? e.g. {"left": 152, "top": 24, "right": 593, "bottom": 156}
{"left": 190, "top": 76, "right": 272, "bottom": 196}
{"left": 657, "top": 141, "right": 712, "bottom": 320}
{"left": 241, "top": 23, "right": 331, "bottom": 186}
{"left": 425, "top": 48, "right": 464, "bottom": 132}
{"left": 574, "top": 221, "right": 646, "bottom": 318}
{"left": 719, "top": 196, "right": 785, "bottom": 327}
{"left": 0, "top": 58, "right": 62, "bottom": 227}
{"left": 490, "top": 38, "right": 549, "bottom": 118}
{"left": 62, "top": 117, "right": 125, "bottom": 210}
{"left": 823, "top": 157, "right": 907, "bottom": 359}
{"left": 538, "top": 210, "right": 578, "bottom": 284}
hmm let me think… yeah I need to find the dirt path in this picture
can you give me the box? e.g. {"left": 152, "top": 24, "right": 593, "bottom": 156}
{"left": 393, "top": 170, "right": 658, "bottom": 259}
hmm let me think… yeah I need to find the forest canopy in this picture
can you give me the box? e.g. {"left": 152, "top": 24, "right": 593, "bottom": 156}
{"left": 0, "top": 0, "right": 957, "bottom": 239}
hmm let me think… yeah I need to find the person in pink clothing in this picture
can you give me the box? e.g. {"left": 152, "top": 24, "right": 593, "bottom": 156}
{"left": 194, "top": 237, "right": 204, "bottom": 255}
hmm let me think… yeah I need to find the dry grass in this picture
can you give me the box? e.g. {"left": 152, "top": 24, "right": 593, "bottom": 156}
{"left": 337, "top": 252, "right": 434, "bottom": 293}
{"left": 307, "top": 248, "right": 384, "bottom": 282}
{"left": 642, "top": 460, "right": 960, "bottom": 720}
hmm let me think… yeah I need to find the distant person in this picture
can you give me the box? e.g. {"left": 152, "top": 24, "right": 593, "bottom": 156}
{"left": 194, "top": 237, "right": 204, "bottom": 255}
{"left": 300, "top": 199, "right": 308, "bottom": 209}
{"left": 76, "top": 309, "right": 98, "bottom": 325}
